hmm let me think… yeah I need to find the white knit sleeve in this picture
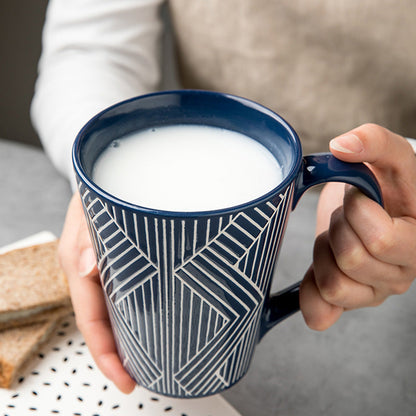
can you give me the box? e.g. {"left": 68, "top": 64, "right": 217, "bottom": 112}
{"left": 406, "top": 138, "right": 416, "bottom": 153}
{"left": 31, "top": 0, "right": 164, "bottom": 186}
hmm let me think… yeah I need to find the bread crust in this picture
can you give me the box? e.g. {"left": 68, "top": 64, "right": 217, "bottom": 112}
{"left": 0, "top": 241, "right": 70, "bottom": 321}
{"left": 0, "top": 307, "right": 72, "bottom": 388}
{"left": 0, "top": 240, "right": 73, "bottom": 388}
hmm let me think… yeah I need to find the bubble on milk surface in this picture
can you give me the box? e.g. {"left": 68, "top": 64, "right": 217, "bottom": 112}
{"left": 110, "top": 139, "right": 120, "bottom": 148}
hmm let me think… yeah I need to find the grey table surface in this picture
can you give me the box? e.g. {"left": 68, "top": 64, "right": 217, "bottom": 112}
{"left": 1, "top": 138, "right": 415, "bottom": 416}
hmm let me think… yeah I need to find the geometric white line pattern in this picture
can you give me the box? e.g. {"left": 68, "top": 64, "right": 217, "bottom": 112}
{"left": 78, "top": 180, "right": 293, "bottom": 397}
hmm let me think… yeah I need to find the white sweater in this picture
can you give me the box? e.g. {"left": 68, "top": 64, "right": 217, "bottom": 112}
{"left": 31, "top": 0, "right": 164, "bottom": 184}
{"left": 32, "top": 0, "right": 416, "bottom": 187}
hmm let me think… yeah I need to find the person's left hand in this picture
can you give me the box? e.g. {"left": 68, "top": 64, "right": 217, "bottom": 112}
{"left": 59, "top": 192, "right": 136, "bottom": 393}
{"left": 300, "top": 123, "right": 416, "bottom": 330}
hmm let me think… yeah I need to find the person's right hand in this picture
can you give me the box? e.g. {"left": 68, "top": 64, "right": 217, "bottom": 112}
{"left": 59, "top": 192, "right": 136, "bottom": 393}
{"left": 300, "top": 124, "right": 416, "bottom": 330}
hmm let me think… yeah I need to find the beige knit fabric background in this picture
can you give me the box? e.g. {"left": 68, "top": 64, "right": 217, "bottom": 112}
{"left": 169, "top": 0, "right": 416, "bottom": 153}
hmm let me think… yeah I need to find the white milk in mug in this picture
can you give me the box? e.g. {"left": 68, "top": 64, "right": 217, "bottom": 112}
{"left": 92, "top": 124, "right": 283, "bottom": 212}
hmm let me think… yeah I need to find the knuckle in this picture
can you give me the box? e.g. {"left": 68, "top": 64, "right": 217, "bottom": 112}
{"left": 336, "top": 245, "right": 367, "bottom": 274}
{"left": 357, "top": 123, "right": 386, "bottom": 142}
{"left": 354, "top": 123, "right": 390, "bottom": 160}
{"left": 360, "top": 122, "right": 381, "bottom": 133}
{"left": 366, "top": 229, "right": 394, "bottom": 258}
{"left": 318, "top": 276, "right": 347, "bottom": 306}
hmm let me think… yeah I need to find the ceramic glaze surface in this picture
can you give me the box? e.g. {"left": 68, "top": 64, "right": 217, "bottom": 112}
{"left": 78, "top": 180, "right": 293, "bottom": 396}
{"left": 73, "top": 90, "right": 383, "bottom": 398}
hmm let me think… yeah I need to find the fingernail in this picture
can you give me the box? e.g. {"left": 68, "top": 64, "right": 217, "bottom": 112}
{"left": 330, "top": 134, "right": 364, "bottom": 154}
{"left": 78, "top": 247, "right": 96, "bottom": 277}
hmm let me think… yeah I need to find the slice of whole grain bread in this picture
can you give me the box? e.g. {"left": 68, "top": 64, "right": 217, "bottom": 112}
{"left": 0, "top": 307, "right": 72, "bottom": 388}
{"left": 0, "top": 304, "right": 72, "bottom": 331}
{"left": 0, "top": 241, "right": 71, "bottom": 326}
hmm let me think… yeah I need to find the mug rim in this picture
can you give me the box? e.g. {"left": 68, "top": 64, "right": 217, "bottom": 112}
{"left": 72, "top": 89, "right": 303, "bottom": 218}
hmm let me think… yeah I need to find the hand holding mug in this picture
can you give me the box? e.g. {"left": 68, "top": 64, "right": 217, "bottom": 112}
{"left": 301, "top": 124, "right": 416, "bottom": 330}
{"left": 59, "top": 192, "right": 136, "bottom": 393}
{"left": 63, "top": 91, "right": 409, "bottom": 397}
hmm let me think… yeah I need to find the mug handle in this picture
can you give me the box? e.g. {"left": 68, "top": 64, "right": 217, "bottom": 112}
{"left": 259, "top": 153, "right": 383, "bottom": 338}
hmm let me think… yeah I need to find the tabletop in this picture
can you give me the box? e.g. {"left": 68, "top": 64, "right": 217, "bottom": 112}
{"left": 0, "top": 138, "right": 415, "bottom": 416}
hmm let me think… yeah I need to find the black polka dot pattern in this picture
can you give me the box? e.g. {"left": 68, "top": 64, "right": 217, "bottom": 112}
{"left": 1, "top": 316, "right": 239, "bottom": 416}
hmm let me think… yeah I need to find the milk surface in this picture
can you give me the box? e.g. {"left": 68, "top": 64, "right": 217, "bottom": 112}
{"left": 92, "top": 125, "right": 283, "bottom": 212}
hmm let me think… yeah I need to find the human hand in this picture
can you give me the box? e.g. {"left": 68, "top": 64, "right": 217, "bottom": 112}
{"left": 300, "top": 124, "right": 416, "bottom": 330}
{"left": 59, "top": 192, "right": 136, "bottom": 393}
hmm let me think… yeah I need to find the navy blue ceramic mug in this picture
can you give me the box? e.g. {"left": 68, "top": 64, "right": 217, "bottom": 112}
{"left": 73, "top": 90, "right": 382, "bottom": 398}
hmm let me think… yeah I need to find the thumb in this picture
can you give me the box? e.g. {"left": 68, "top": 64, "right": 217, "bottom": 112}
{"left": 329, "top": 123, "right": 416, "bottom": 217}
{"left": 73, "top": 194, "right": 98, "bottom": 278}
{"left": 78, "top": 243, "right": 98, "bottom": 278}
{"left": 329, "top": 123, "right": 414, "bottom": 173}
